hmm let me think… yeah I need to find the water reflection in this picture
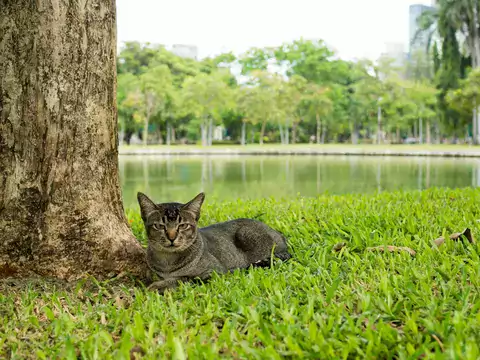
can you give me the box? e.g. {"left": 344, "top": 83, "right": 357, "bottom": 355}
{"left": 119, "top": 155, "right": 480, "bottom": 208}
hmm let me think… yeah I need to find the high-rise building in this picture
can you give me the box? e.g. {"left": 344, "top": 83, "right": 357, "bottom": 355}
{"left": 409, "top": 4, "right": 434, "bottom": 56}
{"left": 380, "top": 42, "right": 408, "bottom": 69}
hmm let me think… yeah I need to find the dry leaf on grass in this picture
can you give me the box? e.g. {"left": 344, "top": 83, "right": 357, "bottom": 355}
{"left": 433, "top": 228, "right": 475, "bottom": 248}
{"left": 333, "top": 242, "right": 347, "bottom": 252}
{"left": 130, "top": 346, "right": 146, "bottom": 360}
{"left": 366, "top": 245, "right": 416, "bottom": 257}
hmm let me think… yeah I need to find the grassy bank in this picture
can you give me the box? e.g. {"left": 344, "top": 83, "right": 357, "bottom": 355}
{"left": 2, "top": 189, "right": 480, "bottom": 359}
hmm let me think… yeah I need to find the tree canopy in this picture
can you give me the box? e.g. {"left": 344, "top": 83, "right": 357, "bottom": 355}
{"left": 118, "top": 30, "right": 480, "bottom": 145}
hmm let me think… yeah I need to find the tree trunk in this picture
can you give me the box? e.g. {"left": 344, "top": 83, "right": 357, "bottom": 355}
{"left": 473, "top": 99, "right": 479, "bottom": 145}
{"left": 426, "top": 119, "right": 431, "bottom": 144}
{"left": 351, "top": 121, "right": 359, "bottom": 145}
{"left": 396, "top": 127, "right": 400, "bottom": 144}
{"left": 472, "top": 0, "right": 480, "bottom": 68}
{"left": 260, "top": 121, "right": 267, "bottom": 145}
{"left": 166, "top": 121, "right": 171, "bottom": 146}
{"left": 156, "top": 123, "right": 163, "bottom": 145}
{"left": 171, "top": 125, "right": 176, "bottom": 144}
{"left": 316, "top": 113, "right": 321, "bottom": 144}
{"left": 143, "top": 116, "right": 149, "bottom": 146}
{"left": 200, "top": 121, "right": 207, "bottom": 146}
{"left": 285, "top": 122, "right": 289, "bottom": 145}
{"left": 291, "top": 122, "right": 298, "bottom": 145}
{"left": 321, "top": 123, "right": 327, "bottom": 144}
{"left": 208, "top": 118, "right": 214, "bottom": 146}
{"left": 419, "top": 118, "right": 423, "bottom": 144}
{"left": 0, "top": 1, "right": 147, "bottom": 280}
{"left": 377, "top": 105, "right": 382, "bottom": 145}
{"left": 279, "top": 123, "right": 284, "bottom": 145}
{"left": 241, "top": 121, "right": 246, "bottom": 146}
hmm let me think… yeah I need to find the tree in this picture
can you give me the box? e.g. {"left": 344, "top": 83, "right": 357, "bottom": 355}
{"left": 117, "top": 73, "right": 143, "bottom": 144}
{"left": 235, "top": 86, "right": 257, "bottom": 146}
{"left": 117, "top": 41, "right": 163, "bottom": 75}
{"left": 408, "top": 82, "right": 438, "bottom": 144}
{"left": 248, "top": 70, "right": 280, "bottom": 145}
{"left": 415, "top": 0, "right": 479, "bottom": 142}
{"left": 304, "top": 84, "right": 333, "bottom": 144}
{"left": 0, "top": 1, "right": 147, "bottom": 279}
{"left": 282, "top": 75, "right": 308, "bottom": 144}
{"left": 181, "top": 71, "right": 233, "bottom": 146}
{"left": 447, "top": 67, "right": 480, "bottom": 143}
{"left": 139, "top": 65, "right": 173, "bottom": 145}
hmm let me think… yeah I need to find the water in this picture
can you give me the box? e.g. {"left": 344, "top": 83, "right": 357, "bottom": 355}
{"left": 119, "top": 155, "right": 480, "bottom": 208}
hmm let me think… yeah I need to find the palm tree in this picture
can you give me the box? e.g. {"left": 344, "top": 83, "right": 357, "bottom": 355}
{"left": 415, "top": 0, "right": 480, "bottom": 68}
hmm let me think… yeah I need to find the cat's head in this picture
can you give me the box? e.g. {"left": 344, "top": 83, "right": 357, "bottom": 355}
{"left": 137, "top": 192, "right": 205, "bottom": 252}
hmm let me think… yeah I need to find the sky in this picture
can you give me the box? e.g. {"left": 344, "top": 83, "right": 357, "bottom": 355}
{"left": 116, "top": 0, "right": 434, "bottom": 61}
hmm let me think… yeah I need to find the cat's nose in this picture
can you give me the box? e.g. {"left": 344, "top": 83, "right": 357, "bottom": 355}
{"left": 166, "top": 228, "right": 177, "bottom": 241}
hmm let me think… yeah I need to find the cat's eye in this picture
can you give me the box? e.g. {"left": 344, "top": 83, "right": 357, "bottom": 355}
{"left": 152, "top": 223, "right": 164, "bottom": 231}
{"left": 179, "top": 223, "right": 190, "bottom": 230}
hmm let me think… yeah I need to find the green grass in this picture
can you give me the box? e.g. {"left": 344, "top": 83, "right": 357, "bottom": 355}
{"left": 2, "top": 188, "right": 480, "bottom": 359}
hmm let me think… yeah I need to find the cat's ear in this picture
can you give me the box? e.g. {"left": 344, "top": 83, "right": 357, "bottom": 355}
{"left": 137, "top": 192, "right": 157, "bottom": 221}
{"left": 182, "top": 192, "right": 205, "bottom": 221}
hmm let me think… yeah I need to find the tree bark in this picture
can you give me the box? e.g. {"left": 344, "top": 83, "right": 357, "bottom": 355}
{"left": 166, "top": 121, "right": 171, "bottom": 146}
{"left": 473, "top": 100, "right": 478, "bottom": 145}
{"left": 434, "top": 120, "right": 440, "bottom": 144}
{"left": 419, "top": 118, "right": 423, "bottom": 144}
{"left": 259, "top": 120, "right": 267, "bottom": 145}
{"left": 156, "top": 122, "right": 162, "bottom": 145}
{"left": 143, "top": 116, "right": 149, "bottom": 146}
{"left": 472, "top": 0, "right": 480, "bottom": 68}
{"left": 377, "top": 105, "right": 382, "bottom": 145}
{"left": 316, "top": 113, "right": 321, "bottom": 144}
{"left": 0, "top": 0, "right": 148, "bottom": 280}
{"left": 278, "top": 123, "right": 284, "bottom": 145}
{"left": 241, "top": 120, "right": 246, "bottom": 146}
{"left": 351, "top": 120, "right": 358, "bottom": 145}
{"left": 285, "top": 122, "right": 289, "bottom": 145}
{"left": 200, "top": 122, "right": 207, "bottom": 146}
{"left": 208, "top": 118, "right": 213, "bottom": 146}
{"left": 426, "top": 119, "right": 431, "bottom": 144}
{"left": 171, "top": 125, "right": 176, "bottom": 144}
{"left": 321, "top": 123, "right": 327, "bottom": 144}
{"left": 291, "top": 121, "right": 298, "bottom": 145}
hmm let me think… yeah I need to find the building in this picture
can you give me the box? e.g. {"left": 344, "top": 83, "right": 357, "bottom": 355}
{"left": 378, "top": 42, "right": 409, "bottom": 79}
{"left": 408, "top": 4, "right": 435, "bottom": 56}
{"left": 170, "top": 44, "right": 198, "bottom": 60}
{"left": 382, "top": 42, "right": 408, "bottom": 67}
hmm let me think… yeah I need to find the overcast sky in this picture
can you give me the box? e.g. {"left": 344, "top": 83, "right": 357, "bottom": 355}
{"left": 116, "top": 0, "right": 434, "bottom": 61}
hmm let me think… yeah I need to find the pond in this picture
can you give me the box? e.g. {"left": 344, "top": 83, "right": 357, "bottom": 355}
{"left": 119, "top": 155, "right": 480, "bottom": 208}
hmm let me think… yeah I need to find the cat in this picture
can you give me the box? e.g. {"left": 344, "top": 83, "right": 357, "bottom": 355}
{"left": 137, "top": 191, "right": 291, "bottom": 294}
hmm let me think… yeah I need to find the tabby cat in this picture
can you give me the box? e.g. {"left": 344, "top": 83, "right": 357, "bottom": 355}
{"left": 137, "top": 192, "right": 291, "bottom": 293}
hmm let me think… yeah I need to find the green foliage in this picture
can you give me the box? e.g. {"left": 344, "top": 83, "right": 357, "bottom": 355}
{"left": 117, "top": 37, "right": 475, "bottom": 146}
{"left": 446, "top": 68, "right": 480, "bottom": 115}
{"left": 2, "top": 188, "right": 480, "bottom": 358}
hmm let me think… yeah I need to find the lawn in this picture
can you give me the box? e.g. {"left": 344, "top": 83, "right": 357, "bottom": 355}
{"left": 1, "top": 188, "right": 480, "bottom": 359}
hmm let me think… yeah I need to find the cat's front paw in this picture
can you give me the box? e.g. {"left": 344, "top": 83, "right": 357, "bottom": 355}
{"left": 147, "top": 279, "right": 179, "bottom": 295}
